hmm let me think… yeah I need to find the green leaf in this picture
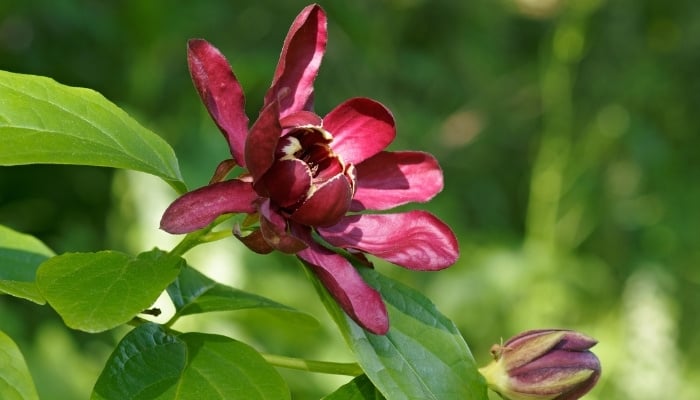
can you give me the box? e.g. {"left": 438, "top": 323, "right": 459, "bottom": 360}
{"left": 322, "top": 375, "right": 385, "bottom": 400}
{"left": 311, "top": 267, "right": 489, "bottom": 400}
{"left": 36, "top": 249, "right": 184, "bottom": 332}
{"left": 0, "top": 225, "right": 54, "bottom": 304}
{"left": 0, "top": 70, "right": 186, "bottom": 193}
{"left": 0, "top": 330, "right": 39, "bottom": 400}
{"left": 92, "top": 323, "right": 290, "bottom": 400}
{"left": 166, "top": 264, "right": 318, "bottom": 326}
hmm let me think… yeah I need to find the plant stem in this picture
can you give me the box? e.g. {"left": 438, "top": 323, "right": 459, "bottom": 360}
{"left": 261, "top": 353, "right": 363, "bottom": 376}
{"left": 169, "top": 215, "right": 234, "bottom": 257}
{"left": 169, "top": 231, "right": 206, "bottom": 257}
{"left": 200, "top": 229, "right": 233, "bottom": 243}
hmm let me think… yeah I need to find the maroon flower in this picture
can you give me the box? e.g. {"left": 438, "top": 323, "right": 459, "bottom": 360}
{"left": 160, "top": 4, "right": 458, "bottom": 334}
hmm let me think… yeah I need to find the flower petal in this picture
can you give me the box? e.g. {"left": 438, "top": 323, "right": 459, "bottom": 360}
{"left": 505, "top": 330, "right": 598, "bottom": 355}
{"left": 245, "top": 100, "right": 282, "bottom": 181}
{"left": 289, "top": 173, "right": 352, "bottom": 227}
{"left": 294, "top": 227, "right": 388, "bottom": 334}
{"left": 317, "top": 211, "right": 459, "bottom": 270}
{"left": 233, "top": 226, "right": 274, "bottom": 254}
{"left": 209, "top": 159, "right": 238, "bottom": 184}
{"left": 324, "top": 98, "right": 396, "bottom": 165}
{"left": 510, "top": 351, "right": 600, "bottom": 397}
{"left": 351, "top": 151, "right": 444, "bottom": 211}
{"left": 160, "top": 180, "right": 257, "bottom": 234}
{"left": 279, "top": 110, "right": 323, "bottom": 128}
{"left": 259, "top": 200, "right": 307, "bottom": 254}
{"left": 256, "top": 158, "right": 312, "bottom": 208}
{"left": 264, "top": 4, "right": 327, "bottom": 118}
{"left": 188, "top": 39, "right": 249, "bottom": 166}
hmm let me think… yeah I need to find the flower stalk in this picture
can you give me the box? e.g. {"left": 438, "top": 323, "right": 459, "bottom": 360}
{"left": 169, "top": 214, "right": 234, "bottom": 257}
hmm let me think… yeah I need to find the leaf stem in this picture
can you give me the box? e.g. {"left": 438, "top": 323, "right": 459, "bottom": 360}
{"left": 169, "top": 231, "right": 205, "bottom": 257}
{"left": 200, "top": 229, "right": 233, "bottom": 243}
{"left": 261, "top": 353, "right": 363, "bottom": 376}
{"left": 169, "top": 215, "right": 234, "bottom": 257}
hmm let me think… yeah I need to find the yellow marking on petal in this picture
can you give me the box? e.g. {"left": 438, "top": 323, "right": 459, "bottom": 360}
{"left": 280, "top": 136, "right": 303, "bottom": 160}
{"left": 319, "top": 127, "right": 334, "bottom": 141}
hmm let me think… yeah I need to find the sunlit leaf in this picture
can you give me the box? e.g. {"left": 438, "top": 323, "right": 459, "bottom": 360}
{"left": 92, "top": 323, "right": 289, "bottom": 400}
{"left": 36, "top": 249, "right": 184, "bottom": 332}
{"left": 311, "top": 267, "right": 488, "bottom": 400}
{"left": 0, "top": 330, "right": 39, "bottom": 400}
{"left": 322, "top": 375, "right": 385, "bottom": 400}
{"left": 0, "top": 224, "right": 54, "bottom": 304}
{"left": 0, "top": 70, "right": 186, "bottom": 193}
{"left": 166, "top": 264, "right": 318, "bottom": 326}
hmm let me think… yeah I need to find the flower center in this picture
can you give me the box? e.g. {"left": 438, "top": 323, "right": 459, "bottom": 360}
{"left": 277, "top": 127, "right": 345, "bottom": 185}
{"left": 255, "top": 125, "right": 356, "bottom": 227}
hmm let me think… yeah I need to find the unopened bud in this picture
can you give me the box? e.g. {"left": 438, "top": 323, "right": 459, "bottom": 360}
{"left": 479, "top": 329, "right": 601, "bottom": 400}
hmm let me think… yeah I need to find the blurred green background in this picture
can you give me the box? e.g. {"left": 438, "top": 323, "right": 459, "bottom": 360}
{"left": 1, "top": 0, "right": 698, "bottom": 398}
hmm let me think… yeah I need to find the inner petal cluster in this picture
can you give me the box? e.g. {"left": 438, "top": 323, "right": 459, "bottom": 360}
{"left": 256, "top": 126, "right": 356, "bottom": 227}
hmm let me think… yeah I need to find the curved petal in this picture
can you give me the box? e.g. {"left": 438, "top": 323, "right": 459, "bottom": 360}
{"left": 256, "top": 158, "right": 312, "bottom": 207}
{"left": 511, "top": 350, "right": 600, "bottom": 397}
{"left": 160, "top": 180, "right": 257, "bottom": 234}
{"left": 324, "top": 98, "right": 396, "bottom": 165}
{"left": 245, "top": 100, "right": 282, "bottom": 181}
{"left": 188, "top": 39, "right": 249, "bottom": 166}
{"left": 294, "top": 227, "right": 388, "bottom": 334}
{"left": 505, "top": 330, "right": 597, "bottom": 355}
{"left": 290, "top": 173, "right": 352, "bottom": 227}
{"left": 279, "top": 110, "right": 323, "bottom": 128}
{"left": 264, "top": 4, "right": 327, "bottom": 118}
{"left": 209, "top": 159, "right": 238, "bottom": 184}
{"left": 259, "top": 200, "right": 307, "bottom": 254}
{"left": 233, "top": 226, "right": 274, "bottom": 254}
{"left": 317, "top": 211, "right": 459, "bottom": 270}
{"left": 351, "top": 151, "right": 444, "bottom": 211}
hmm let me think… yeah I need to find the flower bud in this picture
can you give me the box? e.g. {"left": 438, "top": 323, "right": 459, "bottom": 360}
{"left": 479, "top": 329, "right": 601, "bottom": 400}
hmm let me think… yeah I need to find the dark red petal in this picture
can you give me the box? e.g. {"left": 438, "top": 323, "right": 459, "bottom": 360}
{"left": 317, "top": 211, "right": 459, "bottom": 270}
{"left": 245, "top": 100, "right": 282, "bottom": 181}
{"left": 279, "top": 110, "right": 323, "bottom": 128}
{"left": 160, "top": 180, "right": 257, "bottom": 234}
{"left": 264, "top": 4, "right": 327, "bottom": 118}
{"left": 209, "top": 159, "right": 238, "bottom": 184}
{"left": 323, "top": 98, "right": 395, "bottom": 165}
{"left": 293, "top": 227, "right": 388, "bottom": 334}
{"left": 256, "top": 159, "right": 312, "bottom": 207}
{"left": 233, "top": 226, "right": 274, "bottom": 254}
{"left": 187, "top": 39, "right": 249, "bottom": 166}
{"left": 313, "top": 152, "right": 346, "bottom": 183}
{"left": 289, "top": 173, "right": 352, "bottom": 227}
{"left": 258, "top": 200, "right": 307, "bottom": 254}
{"left": 351, "top": 151, "right": 444, "bottom": 211}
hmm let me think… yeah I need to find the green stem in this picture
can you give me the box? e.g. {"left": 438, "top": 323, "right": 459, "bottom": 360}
{"left": 200, "top": 229, "right": 233, "bottom": 243}
{"left": 261, "top": 353, "right": 363, "bottom": 376}
{"left": 169, "top": 231, "right": 206, "bottom": 257}
{"left": 169, "top": 215, "right": 234, "bottom": 257}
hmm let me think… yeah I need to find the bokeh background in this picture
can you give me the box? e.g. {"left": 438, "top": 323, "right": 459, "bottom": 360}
{"left": 1, "top": 0, "right": 698, "bottom": 398}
